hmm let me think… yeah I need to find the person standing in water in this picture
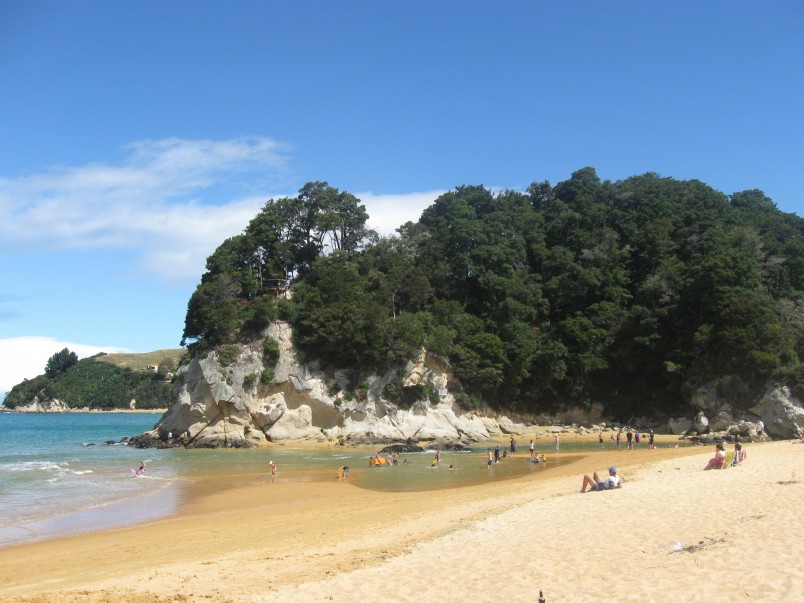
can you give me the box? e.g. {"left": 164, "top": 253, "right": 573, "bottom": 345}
{"left": 554, "top": 434, "right": 560, "bottom": 454}
{"left": 269, "top": 460, "right": 277, "bottom": 477}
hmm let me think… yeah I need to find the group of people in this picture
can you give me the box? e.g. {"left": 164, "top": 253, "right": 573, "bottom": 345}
{"left": 492, "top": 444, "right": 509, "bottom": 462}
{"left": 704, "top": 442, "right": 747, "bottom": 470}
{"left": 609, "top": 428, "right": 655, "bottom": 451}
{"left": 370, "top": 451, "right": 409, "bottom": 466}
{"left": 263, "top": 428, "right": 766, "bottom": 490}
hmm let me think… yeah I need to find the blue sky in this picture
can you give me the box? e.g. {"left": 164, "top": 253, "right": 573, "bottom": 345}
{"left": 1, "top": 0, "right": 802, "bottom": 399}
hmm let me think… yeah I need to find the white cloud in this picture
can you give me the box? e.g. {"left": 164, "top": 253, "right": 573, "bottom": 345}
{"left": 0, "top": 137, "right": 289, "bottom": 284}
{"left": 0, "top": 336, "right": 129, "bottom": 399}
{"left": 0, "top": 137, "right": 444, "bottom": 286}
{"left": 359, "top": 190, "right": 445, "bottom": 235}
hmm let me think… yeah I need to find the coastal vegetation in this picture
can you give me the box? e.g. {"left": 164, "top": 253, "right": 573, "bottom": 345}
{"left": 177, "top": 170, "right": 803, "bottom": 420}
{"left": 3, "top": 350, "right": 180, "bottom": 410}
{"left": 6, "top": 171, "right": 802, "bottom": 421}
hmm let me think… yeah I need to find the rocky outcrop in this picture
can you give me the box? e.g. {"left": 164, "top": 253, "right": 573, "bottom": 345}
{"left": 667, "top": 417, "right": 693, "bottom": 435}
{"left": 12, "top": 398, "right": 83, "bottom": 413}
{"left": 138, "top": 323, "right": 804, "bottom": 448}
{"left": 144, "top": 322, "right": 512, "bottom": 448}
{"left": 693, "top": 412, "right": 709, "bottom": 434}
{"left": 748, "top": 385, "right": 804, "bottom": 439}
{"left": 670, "top": 379, "right": 804, "bottom": 441}
{"left": 143, "top": 322, "right": 630, "bottom": 448}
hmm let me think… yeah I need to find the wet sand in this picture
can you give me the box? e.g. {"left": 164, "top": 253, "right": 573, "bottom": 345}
{"left": 0, "top": 437, "right": 801, "bottom": 602}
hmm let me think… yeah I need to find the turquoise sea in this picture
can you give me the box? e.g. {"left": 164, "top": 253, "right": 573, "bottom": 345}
{"left": 0, "top": 412, "right": 599, "bottom": 548}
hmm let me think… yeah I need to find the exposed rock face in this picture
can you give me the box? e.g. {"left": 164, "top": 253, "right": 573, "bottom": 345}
{"left": 667, "top": 417, "right": 693, "bottom": 435}
{"left": 12, "top": 398, "right": 79, "bottom": 413}
{"left": 693, "top": 412, "right": 709, "bottom": 434}
{"left": 148, "top": 322, "right": 512, "bottom": 448}
{"left": 673, "top": 378, "right": 804, "bottom": 440}
{"left": 138, "top": 324, "right": 804, "bottom": 448}
{"left": 748, "top": 385, "right": 804, "bottom": 439}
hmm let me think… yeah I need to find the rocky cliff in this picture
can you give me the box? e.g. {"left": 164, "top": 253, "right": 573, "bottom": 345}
{"left": 667, "top": 377, "right": 804, "bottom": 440}
{"left": 133, "top": 322, "right": 804, "bottom": 448}
{"left": 138, "top": 322, "right": 534, "bottom": 448}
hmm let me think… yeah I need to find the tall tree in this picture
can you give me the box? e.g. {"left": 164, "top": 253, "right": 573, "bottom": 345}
{"left": 45, "top": 348, "right": 78, "bottom": 378}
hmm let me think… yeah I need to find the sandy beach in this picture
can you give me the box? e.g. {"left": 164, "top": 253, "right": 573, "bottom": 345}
{"left": 1, "top": 437, "right": 802, "bottom": 603}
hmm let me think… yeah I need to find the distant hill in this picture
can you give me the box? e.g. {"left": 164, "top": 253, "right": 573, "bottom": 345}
{"left": 3, "top": 349, "right": 186, "bottom": 410}
{"left": 94, "top": 349, "right": 186, "bottom": 371}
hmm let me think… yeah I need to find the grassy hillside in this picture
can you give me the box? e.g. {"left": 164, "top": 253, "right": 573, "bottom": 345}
{"left": 95, "top": 349, "right": 186, "bottom": 371}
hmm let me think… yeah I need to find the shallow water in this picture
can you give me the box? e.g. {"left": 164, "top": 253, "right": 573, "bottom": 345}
{"left": 0, "top": 413, "right": 615, "bottom": 546}
{"left": 0, "top": 412, "right": 173, "bottom": 546}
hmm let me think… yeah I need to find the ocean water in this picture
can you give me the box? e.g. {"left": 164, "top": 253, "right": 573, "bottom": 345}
{"left": 0, "top": 412, "right": 174, "bottom": 547}
{"left": 0, "top": 413, "right": 599, "bottom": 547}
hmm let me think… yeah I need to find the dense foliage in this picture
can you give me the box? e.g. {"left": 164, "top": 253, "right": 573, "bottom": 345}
{"left": 4, "top": 353, "right": 174, "bottom": 410}
{"left": 44, "top": 347, "right": 78, "bottom": 377}
{"left": 182, "top": 171, "right": 804, "bottom": 418}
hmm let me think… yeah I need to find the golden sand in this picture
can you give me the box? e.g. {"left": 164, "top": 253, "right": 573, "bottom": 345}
{"left": 0, "top": 437, "right": 802, "bottom": 602}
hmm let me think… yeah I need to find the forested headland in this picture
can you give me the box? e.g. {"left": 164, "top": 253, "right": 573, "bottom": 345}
{"left": 177, "top": 168, "right": 804, "bottom": 421}
{"left": 6, "top": 169, "right": 800, "bottom": 419}
{"left": 3, "top": 348, "right": 180, "bottom": 410}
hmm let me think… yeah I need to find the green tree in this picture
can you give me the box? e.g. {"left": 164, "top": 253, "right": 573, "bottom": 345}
{"left": 45, "top": 348, "right": 78, "bottom": 378}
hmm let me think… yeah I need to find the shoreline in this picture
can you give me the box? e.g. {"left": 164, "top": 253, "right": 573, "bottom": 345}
{"left": 0, "top": 408, "right": 166, "bottom": 413}
{"left": 0, "top": 441, "right": 804, "bottom": 603}
{"left": 0, "top": 438, "right": 800, "bottom": 602}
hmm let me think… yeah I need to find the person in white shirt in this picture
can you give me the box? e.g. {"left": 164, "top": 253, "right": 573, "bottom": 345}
{"left": 580, "top": 467, "right": 621, "bottom": 493}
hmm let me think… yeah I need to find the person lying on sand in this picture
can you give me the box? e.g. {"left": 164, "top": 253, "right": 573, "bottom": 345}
{"left": 580, "top": 467, "right": 621, "bottom": 493}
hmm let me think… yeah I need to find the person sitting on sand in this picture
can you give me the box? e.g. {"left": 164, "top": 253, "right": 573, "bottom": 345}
{"left": 704, "top": 443, "right": 726, "bottom": 470}
{"left": 734, "top": 443, "right": 747, "bottom": 464}
{"left": 580, "top": 467, "right": 621, "bottom": 493}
